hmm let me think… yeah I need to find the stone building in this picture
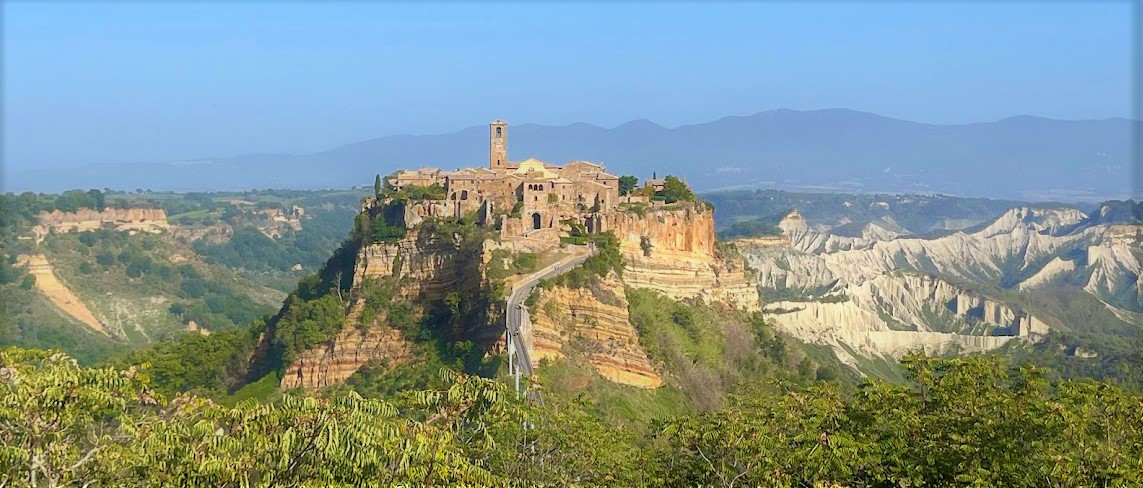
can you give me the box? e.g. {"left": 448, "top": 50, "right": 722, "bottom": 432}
{"left": 386, "top": 120, "right": 621, "bottom": 238}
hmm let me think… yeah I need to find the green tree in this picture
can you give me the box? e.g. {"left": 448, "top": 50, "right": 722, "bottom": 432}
{"left": 618, "top": 175, "right": 639, "bottom": 196}
{"left": 374, "top": 174, "right": 382, "bottom": 198}
{"left": 1, "top": 347, "right": 510, "bottom": 487}
{"left": 85, "top": 189, "right": 106, "bottom": 211}
{"left": 658, "top": 175, "right": 695, "bottom": 203}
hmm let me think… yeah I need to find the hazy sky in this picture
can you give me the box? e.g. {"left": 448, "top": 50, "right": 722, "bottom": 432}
{"left": 2, "top": 1, "right": 1133, "bottom": 172}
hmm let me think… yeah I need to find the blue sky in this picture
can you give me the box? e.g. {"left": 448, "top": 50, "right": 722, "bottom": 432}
{"left": 2, "top": 1, "right": 1134, "bottom": 172}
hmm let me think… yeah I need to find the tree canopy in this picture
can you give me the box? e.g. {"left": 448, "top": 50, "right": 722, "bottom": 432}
{"left": 658, "top": 175, "right": 695, "bottom": 203}
{"left": 618, "top": 175, "right": 639, "bottom": 196}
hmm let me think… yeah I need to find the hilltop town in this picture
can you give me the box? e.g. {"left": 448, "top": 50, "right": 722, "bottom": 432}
{"left": 278, "top": 119, "right": 762, "bottom": 389}
{"left": 374, "top": 120, "right": 676, "bottom": 247}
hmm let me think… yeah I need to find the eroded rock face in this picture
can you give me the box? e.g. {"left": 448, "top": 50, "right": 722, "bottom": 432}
{"left": 16, "top": 254, "right": 108, "bottom": 336}
{"left": 279, "top": 307, "right": 414, "bottom": 390}
{"left": 279, "top": 227, "right": 491, "bottom": 390}
{"left": 354, "top": 231, "right": 482, "bottom": 303}
{"left": 35, "top": 208, "right": 169, "bottom": 240}
{"left": 605, "top": 203, "right": 760, "bottom": 311}
{"left": 527, "top": 274, "right": 662, "bottom": 388}
{"left": 763, "top": 272, "right": 1048, "bottom": 368}
{"left": 740, "top": 207, "right": 1103, "bottom": 371}
{"left": 779, "top": 208, "right": 808, "bottom": 235}
{"left": 1083, "top": 224, "right": 1143, "bottom": 310}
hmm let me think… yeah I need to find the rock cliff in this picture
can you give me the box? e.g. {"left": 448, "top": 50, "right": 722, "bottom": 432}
{"left": 763, "top": 272, "right": 1048, "bottom": 368}
{"left": 34, "top": 208, "right": 169, "bottom": 241}
{"left": 277, "top": 224, "right": 495, "bottom": 389}
{"left": 353, "top": 232, "right": 481, "bottom": 303}
{"left": 740, "top": 207, "right": 1111, "bottom": 372}
{"left": 605, "top": 203, "right": 760, "bottom": 311}
{"left": 280, "top": 300, "right": 414, "bottom": 389}
{"left": 527, "top": 274, "right": 662, "bottom": 388}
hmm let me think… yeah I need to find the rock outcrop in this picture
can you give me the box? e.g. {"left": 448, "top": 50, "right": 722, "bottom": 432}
{"left": 527, "top": 274, "right": 662, "bottom": 388}
{"left": 254, "top": 206, "right": 305, "bottom": 239}
{"left": 606, "top": 203, "right": 760, "bottom": 311}
{"left": 354, "top": 232, "right": 479, "bottom": 303}
{"left": 1083, "top": 224, "right": 1143, "bottom": 311}
{"left": 779, "top": 208, "right": 808, "bottom": 235}
{"left": 739, "top": 207, "right": 1107, "bottom": 372}
{"left": 274, "top": 201, "right": 757, "bottom": 390}
{"left": 278, "top": 225, "right": 492, "bottom": 389}
{"left": 762, "top": 272, "right": 1048, "bottom": 368}
{"left": 34, "top": 208, "right": 169, "bottom": 241}
{"left": 280, "top": 301, "right": 414, "bottom": 389}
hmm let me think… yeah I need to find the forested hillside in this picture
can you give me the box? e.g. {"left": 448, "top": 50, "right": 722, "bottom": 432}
{"left": 0, "top": 188, "right": 367, "bottom": 363}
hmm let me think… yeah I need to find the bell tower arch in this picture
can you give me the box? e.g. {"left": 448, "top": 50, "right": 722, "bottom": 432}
{"left": 490, "top": 119, "right": 507, "bottom": 170}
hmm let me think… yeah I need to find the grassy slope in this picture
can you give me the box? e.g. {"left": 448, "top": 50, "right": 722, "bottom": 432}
{"left": 528, "top": 288, "right": 858, "bottom": 432}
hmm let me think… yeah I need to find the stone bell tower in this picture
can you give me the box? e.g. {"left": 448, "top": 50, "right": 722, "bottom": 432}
{"left": 490, "top": 119, "right": 507, "bottom": 170}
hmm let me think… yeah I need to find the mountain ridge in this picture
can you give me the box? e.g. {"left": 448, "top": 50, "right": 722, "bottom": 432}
{"left": 8, "top": 109, "right": 1135, "bottom": 199}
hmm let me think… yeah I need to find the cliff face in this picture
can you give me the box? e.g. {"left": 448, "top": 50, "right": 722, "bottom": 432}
{"left": 741, "top": 207, "right": 1138, "bottom": 373}
{"left": 527, "top": 274, "right": 662, "bottom": 388}
{"left": 280, "top": 301, "right": 414, "bottom": 389}
{"left": 763, "top": 272, "right": 1048, "bottom": 368}
{"left": 1083, "top": 224, "right": 1143, "bottom": 311}
{"left": 605, "top": 204, "right": 760, "bottom": 311}
{"left": 35, "top": 208, "right": 169, "bottom": 240}
{"left": 353, "top": 232, "right": 480, "bottom": 303}
{"left": 278, "top": 225, "right": 495, "bottom": 389}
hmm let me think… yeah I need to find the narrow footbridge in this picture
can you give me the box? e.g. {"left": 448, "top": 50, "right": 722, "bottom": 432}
{"left": 504, "top": 245, "right": 594, "bottom": 395}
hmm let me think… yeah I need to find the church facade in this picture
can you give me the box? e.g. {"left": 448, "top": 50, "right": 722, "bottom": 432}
{"left": 386, "top": 120, "right": 621, "bottom": 237}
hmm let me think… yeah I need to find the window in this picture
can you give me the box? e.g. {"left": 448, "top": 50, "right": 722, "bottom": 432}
{"left": 496, "top": 127, "right": 502, "bottom": 138}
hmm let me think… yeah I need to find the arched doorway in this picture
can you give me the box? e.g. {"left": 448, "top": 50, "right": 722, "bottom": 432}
{"left": 531, "top": 212, "right": 542, "bottom": 230}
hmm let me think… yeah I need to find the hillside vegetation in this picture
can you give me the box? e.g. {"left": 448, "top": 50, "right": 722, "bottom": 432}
{"left": 0, "top": 188, "right": 366, "bottom": 363}
{"left": 4, "top": 345, "right": 1142, "bottom": 487}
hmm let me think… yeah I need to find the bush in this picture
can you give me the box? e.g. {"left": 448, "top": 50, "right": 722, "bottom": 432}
{"left": 512, "top": 252, "right": 540, "bottom": 274}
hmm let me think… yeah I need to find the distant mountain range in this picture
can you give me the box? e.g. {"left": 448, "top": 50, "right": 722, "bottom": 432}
{"left": 7, "top": 109, "right": 1136, "bottom": 200}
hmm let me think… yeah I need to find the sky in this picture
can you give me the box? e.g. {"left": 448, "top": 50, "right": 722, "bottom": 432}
{"left": 2, "top": 1, "right": 1134, "bottom": 173}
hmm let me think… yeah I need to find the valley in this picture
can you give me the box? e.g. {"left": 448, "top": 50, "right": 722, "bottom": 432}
{"left": 5, "top": 163, "right": 1142, "bottom": 486}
